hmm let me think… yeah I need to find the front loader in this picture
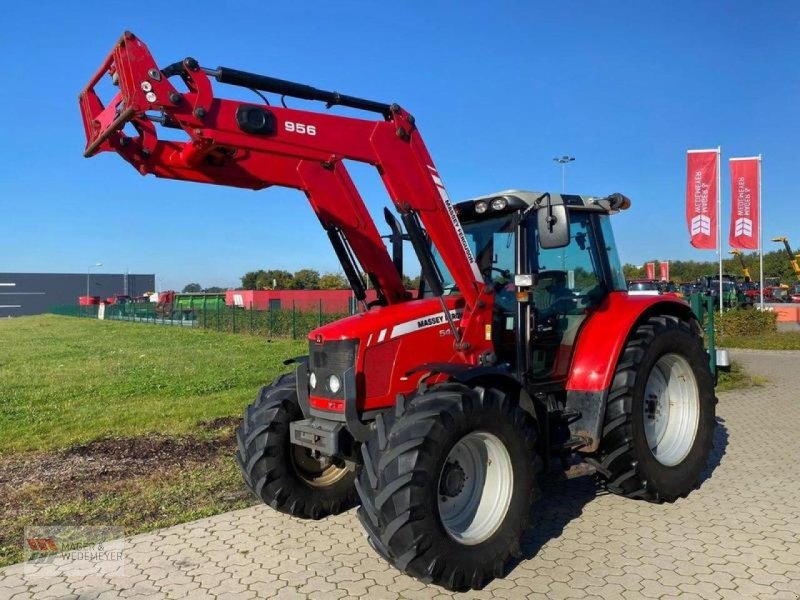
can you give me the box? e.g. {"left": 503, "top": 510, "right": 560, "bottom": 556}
{"left": 80, "top": 33, "right": 716, "bottom": 592}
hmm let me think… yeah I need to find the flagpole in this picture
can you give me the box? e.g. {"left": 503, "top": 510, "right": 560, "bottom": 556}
{"left": 717, "top": 146, "right": 723, "bottom": 313}
{"left": 759, "top": 154, "right": 764, "bottom": 310}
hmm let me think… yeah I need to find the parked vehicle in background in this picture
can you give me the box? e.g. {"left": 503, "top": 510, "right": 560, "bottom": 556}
{"left": 105, "top": 294, "right": 131, "bottom": 305}
{"left": 699, "top": 276, "right": 753, "bottom": 309}
{"left": 154, "top": 291, "right": 227, "bottom": 319}
{"left": 790, "top": 284, "right": 800, "bottom": 303}
{"left": 658, "top": 281, "right": 679, "bottom": 295}
{"left": 78, "top": 295, "right": 101, "bottom": 306}
{"left": 772, "top": 237, "right": 800, "bottom": 282}
{"left": 627, "top": 279, "right": 661, "bottom": 295}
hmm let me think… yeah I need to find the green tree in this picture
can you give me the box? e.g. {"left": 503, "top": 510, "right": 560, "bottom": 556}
{"left": 319, "top": 272, "right": 347, "bottom": 289}
{"left": 182, "top": 283, "right": 202, "bottom": 293}
{"left": 257, "top": 269, "right": 293, "bottom": 290}
{"left": 402, "top": 275, "right": 421, "bottom": 290}
{"left": 240, "top": 270, "right": 265, "bottom": 290}
{"left": 292, "top": 269, "right": 321, "bottom": 290}
{"left": 203, "top": 286, "right": 226, "bottom": 293}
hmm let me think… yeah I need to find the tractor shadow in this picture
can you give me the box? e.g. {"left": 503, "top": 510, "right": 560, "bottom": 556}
{"left": 513, "top": 417, "right": 729, "bottom": 569}
{"left": 698, "top": 416, "right": 729, "bottom": 486}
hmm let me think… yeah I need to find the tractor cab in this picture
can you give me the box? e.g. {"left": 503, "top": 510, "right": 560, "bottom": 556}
{"left": 431, "top": 191, "right": 628, "bottom": 383}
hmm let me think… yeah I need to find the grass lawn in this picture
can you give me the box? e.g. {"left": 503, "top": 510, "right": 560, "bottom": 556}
{"left": 719, "top": 331, "right": 800, "bottom": 351}
{"left": 716, "top": 361, "right": 767, "bottom": 392}
{"left": 0, "top": 315, "right": 304, "bottom": 454}
{"left": 0, "top": 315, "right": 304, "bottom": 567}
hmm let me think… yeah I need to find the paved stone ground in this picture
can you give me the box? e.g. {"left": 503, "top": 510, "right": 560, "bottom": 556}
{"left": 2, "top": 349, "right": 799, "bottom": 600}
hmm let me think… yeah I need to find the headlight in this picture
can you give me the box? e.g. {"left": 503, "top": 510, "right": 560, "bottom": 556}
{"left": 309, "top": 371, "right": 317, "bottom": 390}
{"left": 474, "top": 201, "right": 488, "bottom": 214}
{"left": 328, "top": 374, "right": 341, "bottom": 394}
{"left": 490, "top": 197, "right": 508, "bottom": 211}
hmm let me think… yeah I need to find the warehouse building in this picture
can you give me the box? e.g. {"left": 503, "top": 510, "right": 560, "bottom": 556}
{"left": 0, "top": 273, "right": 155, "bottom": 317}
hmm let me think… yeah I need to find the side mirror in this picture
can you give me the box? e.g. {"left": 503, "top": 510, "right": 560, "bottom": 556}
{"left": 538, "top": 203, "right": 570, "bottom": 249}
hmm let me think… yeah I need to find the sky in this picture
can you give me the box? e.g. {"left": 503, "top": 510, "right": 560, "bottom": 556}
{"left": 1, "top": 1, "right": 798, "bottom": 291}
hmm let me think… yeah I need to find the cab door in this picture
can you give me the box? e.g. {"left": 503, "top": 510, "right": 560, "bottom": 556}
{"left": 526, "top": 210, "right": 610, "bottom": 382}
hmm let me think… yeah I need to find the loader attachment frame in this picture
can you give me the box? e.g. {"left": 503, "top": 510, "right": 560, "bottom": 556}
{"left": 79, "top": 32, "right": 493, "bottom": 358}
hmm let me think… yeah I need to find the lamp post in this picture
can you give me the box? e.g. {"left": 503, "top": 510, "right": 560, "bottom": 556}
{"left": 553, "top": 155, "right": 575, "bottom": 193}
{"left": 86, "top": 263, "right": 103, "bottom": 299}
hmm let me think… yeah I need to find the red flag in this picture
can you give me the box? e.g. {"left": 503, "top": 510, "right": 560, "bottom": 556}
{"left": 646, "top": 262, "right": 656, "bottom": 280}
{"left": 659, "top": 261, "right": 669, "bottom": 282}
{"left": 729, "top": 158, "right": 759, "bottom": 249}
{"left": 686, "top": 150, "right": 718, "bottom": 249}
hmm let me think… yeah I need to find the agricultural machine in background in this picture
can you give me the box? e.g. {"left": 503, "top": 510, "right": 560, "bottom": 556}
{"left": 80, "top": 33, "right": 716, "bottom": 591}
{"left": 152, "top": 291, "right": 226, "bottom": 319}
{"left": 773, "top": 237, "right": 800, "bottom": 283}
{"left": 698, "top": 275, "right": 753, "bottom": 309}
{"left": 728, "top": 250, "right": 755, "bottom": 286}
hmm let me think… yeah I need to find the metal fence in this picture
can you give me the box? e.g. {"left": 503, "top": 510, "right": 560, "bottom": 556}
{"left": 49, "top": 301, "right": 351, "bottom": 340}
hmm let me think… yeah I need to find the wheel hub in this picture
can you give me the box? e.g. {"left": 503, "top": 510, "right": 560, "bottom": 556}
{"left": 437, "top": 431, "right": 514, "bottom": 546}
{"left": 643, "top": 353, "right": 700, "bottom": 466}
{"left": 290, "top": 444, "right": 350, "bottom": 487}
{"left": 439, "top": 461, "right": 466, "bottom": 498}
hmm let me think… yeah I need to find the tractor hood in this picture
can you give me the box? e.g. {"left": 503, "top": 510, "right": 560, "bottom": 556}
{"left": 306, "top": 295, "right": 467, "bottom": 413}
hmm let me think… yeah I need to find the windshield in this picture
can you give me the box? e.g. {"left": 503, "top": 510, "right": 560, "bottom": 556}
{"left": 429, "top": 215, "right": 516, "bottom": 295}
{"left": 712, "top": 281, "right": 736, "bottom": 292}
{"left": 629, "top": 281, "right": 659, "bottom": 291}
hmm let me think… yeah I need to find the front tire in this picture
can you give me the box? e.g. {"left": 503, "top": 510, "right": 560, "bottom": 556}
{"left": 593, "top": 315, "right": 716, "bottom": 502}
{"left": 235, "top": 373, "right": 359, "bottom": 519}
{"left": 357, "top": 383, "right": 540, "bottom": 591}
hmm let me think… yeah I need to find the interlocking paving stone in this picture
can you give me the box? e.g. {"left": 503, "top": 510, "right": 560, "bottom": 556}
{"left": 2, "top": 349, "right": 799, "bottom": 599}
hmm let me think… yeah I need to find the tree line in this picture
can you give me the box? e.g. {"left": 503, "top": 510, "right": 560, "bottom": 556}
{"left": 240, "top": 269, "right": 420, "bottom": 291}
{"left": 622, "top": 249, "right": 799, "bottom": 283}
{"left": 183, "top": 248, "right": 798, "bottom": 293}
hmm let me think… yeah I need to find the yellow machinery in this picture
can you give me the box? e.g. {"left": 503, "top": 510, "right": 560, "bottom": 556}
{"left": 772, "top": 237, "right": 800, "bottom": 280}
{"left": 728, "top": 250, "right": 752, "bottom": 282}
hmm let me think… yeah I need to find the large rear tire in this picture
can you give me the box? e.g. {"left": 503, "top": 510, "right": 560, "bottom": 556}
{"left": 356, "top": 383, "right": 540, "bottom": 591}
{"left": 235, "top": 373, "right": 359, "bottom": 519}
{"left": 593, "top": 315, "right": 716, "bottom": 502}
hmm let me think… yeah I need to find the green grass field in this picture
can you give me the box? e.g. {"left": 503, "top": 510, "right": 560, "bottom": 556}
{"left": 0, "top": 315, "right": 304, "bottom": 567}
{"left": 0, "top": 315, "right": 304, "bottom": 454}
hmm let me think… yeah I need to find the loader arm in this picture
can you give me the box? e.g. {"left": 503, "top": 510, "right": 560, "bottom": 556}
{"left": 728, "top": 249, "right": 751, "bottom": 280}
{"left": 79, "top": 32, "right": 491, "bottom": 354}
{"left": 772, "top": 237, "right": 800, "bottom": 278}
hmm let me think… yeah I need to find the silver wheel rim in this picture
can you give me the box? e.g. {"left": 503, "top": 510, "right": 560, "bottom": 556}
{"left": 643, "top": 353, "right": 700, "bottom": 466}
{"left": 437, "top": 431, "right": 513, "bottom": 545}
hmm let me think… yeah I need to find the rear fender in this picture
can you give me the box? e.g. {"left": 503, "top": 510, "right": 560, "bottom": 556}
{"left": 565, "top": 292, "right": 696, "bottom": 453}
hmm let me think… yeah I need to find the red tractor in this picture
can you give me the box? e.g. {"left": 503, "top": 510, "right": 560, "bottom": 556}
{"left": 80, "top": 33, "right": 716, "bottom": 591}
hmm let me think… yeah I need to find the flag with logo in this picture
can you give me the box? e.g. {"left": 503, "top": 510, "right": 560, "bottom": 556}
{"left": 646, "top": 262, "right": 656, "bottom": 280}
{"left": 729, "top": 158, "right": 760, "bottom": 249}
{"left": 659, "top": 261, "right": 670, "bottom": 282}
{"left": 686, "top": 150, "right": 719, "bottom": 249}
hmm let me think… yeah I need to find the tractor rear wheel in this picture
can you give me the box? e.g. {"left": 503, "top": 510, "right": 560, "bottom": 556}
{"left": 356, "top": 383, "right": 540, "bottom": 591}
{"left": 235, "top": 373, "right": 358, "bottom": 519}
{"left": 593, "top": 315, "right": 715, "bottom": 502}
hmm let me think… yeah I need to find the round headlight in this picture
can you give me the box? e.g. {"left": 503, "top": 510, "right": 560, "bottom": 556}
{"left": 490, "top": 197, "right": 508, "bottom": 211}
{"left": 328, "top": 374, "right": 341, "bottom": 394}
{"left": 309, "top": 371, "right": 317, "bottom": 390}
{"left": 474, "top": 201, "right": 489, "bottom": 214}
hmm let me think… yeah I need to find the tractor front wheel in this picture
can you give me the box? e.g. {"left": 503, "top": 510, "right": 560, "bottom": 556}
{"left": 594, "top": 314, "right": 716, "bottom": 502}
{"left": 357, "top": 383, "right": 540, "bottom": 591}
{"left": 235, "top": 373, "right": 358, "bottom": 519}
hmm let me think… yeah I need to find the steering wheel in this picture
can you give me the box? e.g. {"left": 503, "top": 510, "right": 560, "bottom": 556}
{"left": 481, "top": 266, "right": 512, "bottom": 280}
